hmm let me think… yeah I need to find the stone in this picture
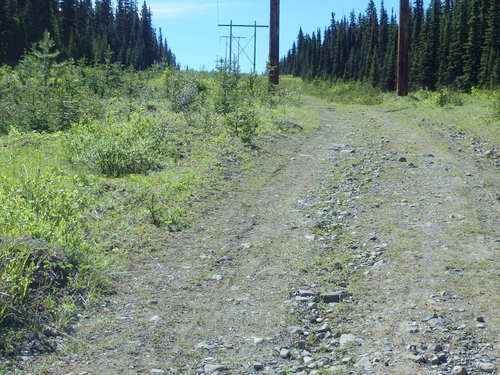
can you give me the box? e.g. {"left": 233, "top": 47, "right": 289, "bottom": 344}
{"left": 339, "top": 334, "right": 357, "bottom": 346}
{"left": 429, "top": 344, "right": 443, "bottom": 352}
{"left": 297, "top": 290, "right": 316, "bottom": 297}
{"left": 317, "top": 290, "right": 350, "bottom": 303}
{"left": 216, "top": 256, "right": 233, "bottom": 263}
{"left": 211, "top": 274, "right": 223, "bottom": 281}
{"left": 407, "top": 353, "right": 426, "bottom": 364}
{"left": 437, "top": 352, "right": 447, "bottom": 363}
{"left": 253, "top": 363, "right": 264, "bottom": 371}
{"left": 150, "top": 370, "right": 165, "bottom": 374}
{"left": 425, "top": 353, "right": 440, "bottom": 365}
{"left": 204, "top": 364, "right": 228, "bottom": 374}
{"left": 295, "top": 340, "right": 306, "bottom": 350}
{"left": 484, "top": 150, "right": 495, "bottom": 158}
{"left": 254, "top": 337, "right": 265, "bottom": 345}
{"left": 279, "top": 348, "right": 291, "bottom": 359}
{"left": 303, "top": 357, "right": 313, "bottom": 365}
{"left": 477, "top": 362, "right": 495, "bottom": 373}
{"left": 355, "top": 357, "right": 373, "bottom": 371}
{"left": 196, "top": 342, "right": 214, "bottom": 350}
{"left": 315, "top": 324, "right": 330, "bottom": 333}
{"left": 451, "top": 366, "right": 467, "bottom": 375}
{"left": 288, "top": 326, "right": 303, "bottom": 335}
{"left": 149, "top": 315, "right": 161, "bottom": 322}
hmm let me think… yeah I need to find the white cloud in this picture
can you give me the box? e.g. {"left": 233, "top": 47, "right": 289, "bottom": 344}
{"left": 148, "top": 1, "right": 238, "bottom": 18}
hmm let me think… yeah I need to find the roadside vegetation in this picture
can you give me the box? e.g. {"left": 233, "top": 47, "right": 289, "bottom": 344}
{"left": 282, "top": 76, "right": 499, "bottom": 143}
{"left": 0, "top": 35, "right": 314, "bottom": 356}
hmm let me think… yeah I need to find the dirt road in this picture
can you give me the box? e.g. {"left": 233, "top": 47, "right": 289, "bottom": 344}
{"left": 25, "top": 100, "right": 499, "bottom": 375}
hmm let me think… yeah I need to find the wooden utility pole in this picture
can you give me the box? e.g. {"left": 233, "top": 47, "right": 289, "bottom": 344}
{"left": 397, "top": 0, "right": 409, "bottom": 96}
{"left": 269, "top": 0, "right": 280, "bottom": 85}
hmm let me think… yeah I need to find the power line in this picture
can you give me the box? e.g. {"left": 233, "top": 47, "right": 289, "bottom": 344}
{"left": 218, "top": 20, "right": 269, "bottom": 72}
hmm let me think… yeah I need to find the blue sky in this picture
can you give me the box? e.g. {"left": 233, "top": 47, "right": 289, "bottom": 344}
{"left": 149, "top": 0, "right": 400, "bottom": 73}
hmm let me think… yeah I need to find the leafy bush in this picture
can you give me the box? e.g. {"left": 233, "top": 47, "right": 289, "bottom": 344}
{"left": 214, "top": 64, "right": 242, "bottom": 114}
{"left": 134, "top": 174, "right": 196, "bottom": 229}
{"left": 79, "top": 59, "right": 124, "bottom": 98}
{"left": 224, "top": 101, "right": 259, "bottom": 145}
{"left": 0, "top": 33, "right": 99, "bottom": 133}
{"left": 164, "top": 68, "right": 206, "bottom": 112}
{"left": 430, "top": 88, "right": 464, "bottom": 107}
{"left": 69, "top": 113, "right": 181, "bottom": 177}
{"left": 489, "top": 90, "right": 500, "bottom": 119}
{"left": 0, "top": 171, "right": 92, "bottom": 328}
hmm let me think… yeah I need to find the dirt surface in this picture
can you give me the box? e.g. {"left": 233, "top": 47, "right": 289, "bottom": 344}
{"left": 22, "top": 100, "right": 498, "bottom": 375}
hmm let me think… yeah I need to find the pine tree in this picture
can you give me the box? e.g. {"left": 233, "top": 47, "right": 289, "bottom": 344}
{"left": 479, "top": 0, "right": 499, "bottom": 87}
{"left": 447, "top": 0, "right": 469, "bottom": 88}
{"left": 421, "top": 0, "right": 441, "bottom": 89}
{"left": 463, "top": 0, "right": 483, "bottom": 88}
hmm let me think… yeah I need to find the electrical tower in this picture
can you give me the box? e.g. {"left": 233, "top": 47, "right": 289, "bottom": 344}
{"left": 220, "top": 35, "right": 246, "bottom": 67}
{"left": 218, "top": 20, "right": 268, "bottom": 72}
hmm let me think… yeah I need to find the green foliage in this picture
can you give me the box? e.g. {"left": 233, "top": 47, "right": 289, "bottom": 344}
{"left": 0, "top": 170, "right": 89, "bottom": 256}
{"left": 0, "top": 170, "right": 95, "bottom": 329}
{"left": 164, "top": 68, "right": 207, "bottom": 112}
{"left": 224, "top": 102, "right": 260, "bottom": 145}
{"left": 68, "top": 113, "right": 181, "bottom": 177}
{"left": 298, "top": 79, "right": 383, "bottom": 105}
{"left": 0, "top": 33, "right": 99, "bottom": 133}
{"left": 134, "top": 173, "right": 198, "bottom": 229}
{"left": 429, "top": 88, "right": 464, "bottom": 106}
{"left": 282, "top": 0, "right": 499, "bottom": 91}
{"left": 0, "top": 65, "right": 306, "bottom": 353}
{"left": 214, "top": 64, "right": 242, "bottom": 115}
{"left": 80, "top": 58, "right": 124, "bottom": 98}
{"left": 487, "top": 90, "right": 500, "bottom": 119}
{"left": 0, "top": 0, "right": 176, "bottom": 70}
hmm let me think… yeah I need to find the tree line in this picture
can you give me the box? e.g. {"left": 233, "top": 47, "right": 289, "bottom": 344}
{"left": 0, "top": 0, "right": 176, "bottom": 69}
{"left": 281, "top": 0, "right": 499, "bottom": 91}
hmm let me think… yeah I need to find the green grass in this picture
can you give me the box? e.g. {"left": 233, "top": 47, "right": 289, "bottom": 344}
{"left": 0, "top": 66, "right": 314, "bottom": 355}
{"left": 282, "top": 76, "right": 499, "bottom": 146}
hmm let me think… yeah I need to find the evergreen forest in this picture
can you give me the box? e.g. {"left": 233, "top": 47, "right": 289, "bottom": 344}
{"left": 281, "top": 0, "right": 499, "bottom": 91}
{"left": 0, "top": 0, "right": 176, "bottom": 68}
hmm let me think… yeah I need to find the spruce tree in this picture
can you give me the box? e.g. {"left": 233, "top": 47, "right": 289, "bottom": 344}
{"left": 479, "top": 0, "right": 499, "bottom": 87}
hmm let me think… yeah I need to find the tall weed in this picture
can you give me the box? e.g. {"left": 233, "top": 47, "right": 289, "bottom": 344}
{"left": 68, "top": 113, "right": 183, "bottom": 177}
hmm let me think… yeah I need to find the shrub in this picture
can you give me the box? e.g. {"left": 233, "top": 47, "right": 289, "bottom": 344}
{"left": 164, "top": 68, "right": 206, "bottom": 112}
{"left": 68, "top": 113, "right": 180, "bottom": 177}
{"left": 224, "top": 101, "right": 259, "bottom": 145}
{"left": 0, "top": 32, "right": 99, "bottom": 133}
{"left": 489, "top": 90, "right": 500, "bottom": 119}
{"left": 0, "top": 171, "right": 92, "bottom": 328}
{"left": 328, "top": 81, "right": 383, "bottom": 105}
{"left": 431, "top": 88, "right": 464, "bottom": 107}
{"left": 214, "top": 64, "right": 241, "bottom": 114}
{"left": 79, "top": 59, "right": 124, "bottom": 98}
